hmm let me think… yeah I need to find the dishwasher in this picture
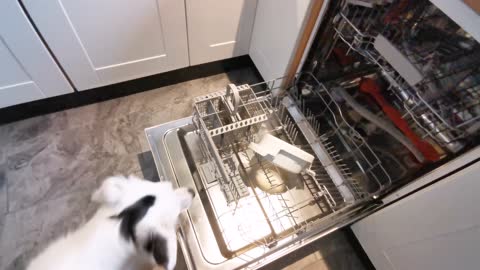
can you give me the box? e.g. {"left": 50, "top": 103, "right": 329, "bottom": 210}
{"left": 145, "top": 1, "right": 480, "bottom": 269}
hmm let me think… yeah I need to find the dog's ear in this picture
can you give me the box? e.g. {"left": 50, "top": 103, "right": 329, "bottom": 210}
{"left": 92, "top": 176, "right": 126, "bottom": 205}
{"left": 113, "top": 195, "right": 156, "bottom": 243}
{"left": 144, "top": 233, "right": 169, "bottom": 269}
{"left": 175, "top": 187, "right": 195, "bottom": 211}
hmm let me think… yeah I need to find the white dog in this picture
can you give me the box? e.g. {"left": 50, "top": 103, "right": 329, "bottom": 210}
{"left": 27, "top": 175, "right": 195, "bottom": 270}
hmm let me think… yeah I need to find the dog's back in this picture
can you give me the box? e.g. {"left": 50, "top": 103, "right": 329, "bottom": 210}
{"left": 27, "top": 208, "right": 139, "bottom": 270}
{"left": 27, "top": 176, "right": 194, "bottom": 270}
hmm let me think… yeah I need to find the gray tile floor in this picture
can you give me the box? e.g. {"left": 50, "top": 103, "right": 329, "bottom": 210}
{"left": 0, "top": 68, "right": 368, "bottom": 270}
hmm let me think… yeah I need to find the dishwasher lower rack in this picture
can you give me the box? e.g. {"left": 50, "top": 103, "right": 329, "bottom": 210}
{"left": 189, "top": 77, "right": 392, "bottom": 258}
{"left": 331, "top": 0, "right": 480, "bottom": 153}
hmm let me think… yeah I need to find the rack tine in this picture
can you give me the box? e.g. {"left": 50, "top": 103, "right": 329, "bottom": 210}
{"left": 293, "top": 129, "right": 299, "bottom": 142}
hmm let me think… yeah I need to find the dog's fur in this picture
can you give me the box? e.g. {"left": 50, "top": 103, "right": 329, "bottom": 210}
{"left": 27, "top": 175, "right": 194, "bottom": 270}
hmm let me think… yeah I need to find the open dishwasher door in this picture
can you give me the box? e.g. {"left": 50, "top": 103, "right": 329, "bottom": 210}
{"left": 352, "top": 156, "right": 480, "bottom": 270}
{"left": 145, "top": 77, "right": 391, "bottom": 270}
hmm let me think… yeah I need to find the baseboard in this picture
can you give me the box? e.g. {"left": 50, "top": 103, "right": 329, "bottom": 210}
{"left": 0, "top": 55, "right": 262, "bottom": 125}
{"left": 343, "top": 227, "right": 376, "bottom": 270}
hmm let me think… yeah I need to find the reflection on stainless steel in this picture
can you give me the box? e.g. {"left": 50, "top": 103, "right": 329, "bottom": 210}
{"left": 331, "top": 1, "right": 480, "bottom": 152}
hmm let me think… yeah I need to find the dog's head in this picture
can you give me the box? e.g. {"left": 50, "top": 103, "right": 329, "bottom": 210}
{"left": 92, "top": 175, "right": 194, "bottom": 270}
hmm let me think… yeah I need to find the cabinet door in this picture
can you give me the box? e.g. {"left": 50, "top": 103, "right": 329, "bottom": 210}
{"left": 22, "top": 0, "right": 189, "bottom": 90}
{"left": 0, "top": 40, "right": 43, "bottom": 108}
{"left": 186, "top": 0, "right": 257, "bottom": 66}
{"left": 0, "top": 1, "right": 73, "bottom": 109}
{"left": 352, "top": 161, "right": 480, "bottom": 270}
{"left": 249, "top": 0, "right": 311, "bottom": 81}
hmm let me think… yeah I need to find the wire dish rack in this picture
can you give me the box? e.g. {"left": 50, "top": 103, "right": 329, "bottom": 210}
{"left": 292, "top": 73, "right": 392, "bottom": 198}
{"left": 191, "top": 76, "right": 392, "bottom": 256}
{"left": 331, "top": 0, "right": 480, "bottom": 152}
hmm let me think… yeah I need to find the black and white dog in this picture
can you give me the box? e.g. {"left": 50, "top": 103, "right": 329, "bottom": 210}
{"left": 27, "top": 175, "right": 194, "bottom": 270}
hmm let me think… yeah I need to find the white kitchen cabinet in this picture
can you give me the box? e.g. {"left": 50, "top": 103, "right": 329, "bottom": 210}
{"left": 22, "top": 0, "right": 189, "bottom": 91}
{"left": 249, "top": 0, "right": 312, "bottom": 81}
{"left": 0, "top": 1, "right": 73, "bottom": 109}
{"left": 186, "top": 0, "right": 257, "bottom": 66}
{"left": 352, "top": 158, "right": 480, "bottom": 270}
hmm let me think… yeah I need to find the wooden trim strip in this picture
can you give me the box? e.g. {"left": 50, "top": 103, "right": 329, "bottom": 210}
{"left": 282, "top": 0, "right": 325, "bottom": 88}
